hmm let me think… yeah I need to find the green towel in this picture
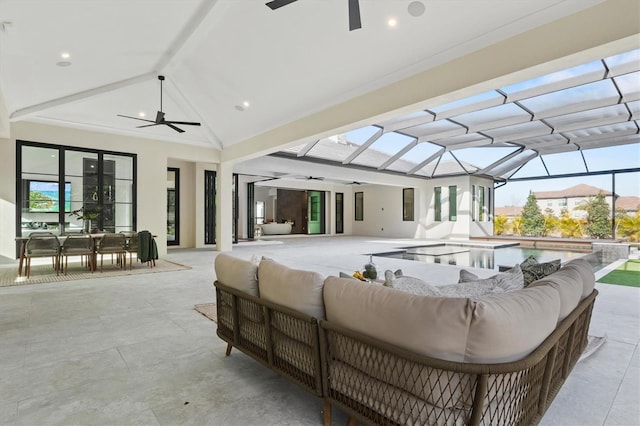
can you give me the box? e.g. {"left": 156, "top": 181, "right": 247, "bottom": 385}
{"left": 137, "top": 230, "right": 158, "bottom": 263}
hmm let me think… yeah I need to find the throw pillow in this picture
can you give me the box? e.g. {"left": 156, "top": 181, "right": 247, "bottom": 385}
{"left": 383, "top": 270, "right": 441, "bottom": 296}
{"left": 522, "top": 259, "right": 562, "bottom": 287}
{"left": 458, "top": 269, "right": 479, "bottom": 283}
{"left": 495, "top": 264, "right": 524, "bottom": 292}
{"left": 458, "top": 265, "right": 524, "bottom": 292}
{"left": 438, "top": 277, "right": 503, "bottom": 299}
{"left": 520, "top": 255, "right": 538, "bottom": 268}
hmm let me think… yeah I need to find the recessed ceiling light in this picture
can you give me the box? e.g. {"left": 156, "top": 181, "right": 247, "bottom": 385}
{"left": 243, "top": 101, "right": 250, "bottom": 108}
{"left": 387, "top": 17, "right": 398, "bottom": 28}
{"left": 408, "top": 1, "right": 425, "bottom": 17}
{"left": 56, "top": 61, "right": 72, "bottom": 67}
{"left": 138, "top": 112, "right": 146, "bottom": 118}
{"left": 61, "top": 52, "right": 70, "bottom": 59}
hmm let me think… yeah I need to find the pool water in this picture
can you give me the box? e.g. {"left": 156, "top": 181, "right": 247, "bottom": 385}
{"left": 373, "top": 244, "right": 590, "bottom": 271}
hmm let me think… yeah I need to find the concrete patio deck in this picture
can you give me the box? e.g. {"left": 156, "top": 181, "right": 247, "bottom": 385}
{"left": 1, "top": 236, "right": 638, "bottom": 425}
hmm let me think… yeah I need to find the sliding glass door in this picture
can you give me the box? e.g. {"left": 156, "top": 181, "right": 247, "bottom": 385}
{"left": 17, "top": 141, "right": 136, "bottom": 255}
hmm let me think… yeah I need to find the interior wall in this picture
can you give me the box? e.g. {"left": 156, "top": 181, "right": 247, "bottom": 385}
{"left": 0, "top": 136, "right": 16, "bottom": 258}
{"left": 277, "top": 189, "right": 307, "bottom": 234}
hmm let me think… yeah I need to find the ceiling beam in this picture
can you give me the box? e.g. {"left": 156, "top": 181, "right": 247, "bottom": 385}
{"left": 10, "top": 0, "right": 222, "bottom": 120}
{"left": 10, "top": 72, "right": 157, "bottom": 120}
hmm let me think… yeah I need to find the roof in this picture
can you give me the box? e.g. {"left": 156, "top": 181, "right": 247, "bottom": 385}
{"left": 533, "top": 184, "right": 614, "bottom": 199}
{"left": 495, "top": 206, "right": 523, "bottom": 217}
{"left": 1, "top": 1, "right": 638, "bottom": 185}
{"left": 617, "top": 196, "right": 640, "bottom": 212}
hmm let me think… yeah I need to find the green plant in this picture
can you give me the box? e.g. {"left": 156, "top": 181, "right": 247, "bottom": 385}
{"left": 494, "top": 214, "right": 508, "bottom": 235}
{"left": 575, "top": 193, "right": 611, "bottom": 239}
{"left": 521, "top": 193, "right": 544, "bottom": 236}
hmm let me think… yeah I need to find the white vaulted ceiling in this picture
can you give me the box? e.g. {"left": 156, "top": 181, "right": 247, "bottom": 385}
{"left": 0, "top": 0, "right": 638, "bottom": 182}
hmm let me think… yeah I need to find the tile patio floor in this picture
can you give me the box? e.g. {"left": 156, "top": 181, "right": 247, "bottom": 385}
{"left": 0, "top": 236, "right": 638, "bottom": 425}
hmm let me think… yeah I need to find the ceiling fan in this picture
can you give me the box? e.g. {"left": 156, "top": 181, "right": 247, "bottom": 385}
{"left": 117, "top": 75, "right": 201, "bottom": 134}
{"left": 266, "top": 0, "right": 361, "bottom": 31}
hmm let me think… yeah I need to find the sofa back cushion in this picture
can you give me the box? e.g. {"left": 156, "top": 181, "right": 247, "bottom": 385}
{"left": 529, "top": 265, "right": 583, "bottom": 321}
{"left": 258, "top": 259, "right": 326, "bottom": 319}
{"left": 562, "top": 258, "right": 596, "bottom": 298}
{"left": 324, "top": 276, "right": 473, "bottom": 362}
{"left": 214, "top": 253, "right": 259, "bottom": 297}
{"left": 324, "top": 276, "right": 563, "bottom": 364}
{"left": 464, "top": 286, "right": 560, "bottom": 363}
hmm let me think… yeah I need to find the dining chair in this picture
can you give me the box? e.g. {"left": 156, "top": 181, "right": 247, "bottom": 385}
{"left": 25, "top": 233, "right": 61, "bottom": 278}
{"left": 61, "top": 234, "right": 95, "bottom": 275}
{"left": 123, "top": 232, "right": 138, "bottom": 270}
{"left": 95, "top": 233, "right": 127, "bottom": 272}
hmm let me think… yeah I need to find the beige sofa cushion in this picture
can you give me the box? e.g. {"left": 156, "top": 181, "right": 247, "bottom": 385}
{"left": 464, "top": 286, "right": 561, "bottom": 363}
{"left": 529, "top": 265, "right": 583, "bottom": 321}
{"left": 562, "top": 258, "right": 596, "bottom": 298}
{"left": 214, "top": 253, "right": 259, "bottom": 297}
{"left": 258, "top": 259, "right": 326, "bottom": 319}
{"left": 324, "top": 276, "right": 472, "bottom": 362}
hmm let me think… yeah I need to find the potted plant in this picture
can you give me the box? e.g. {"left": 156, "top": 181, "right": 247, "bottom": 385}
{"left": 70, "top": 205, "right": 102, "bottom": 233}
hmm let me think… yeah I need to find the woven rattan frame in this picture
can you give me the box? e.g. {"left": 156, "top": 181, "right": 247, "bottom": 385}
{"left": 214, "top": 281, "right": 323, "bottom": 397}
{"left": 319, "top": 290, "right": 597, "bottom": 426}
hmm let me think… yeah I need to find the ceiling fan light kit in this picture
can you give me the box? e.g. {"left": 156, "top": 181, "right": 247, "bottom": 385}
{"left": 117, "top": 75, "right": 201, "bottom": 133}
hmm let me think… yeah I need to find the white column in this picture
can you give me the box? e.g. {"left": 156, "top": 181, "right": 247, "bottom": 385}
{"left": 215, "top": 161, "right": 233, "bottom": 251}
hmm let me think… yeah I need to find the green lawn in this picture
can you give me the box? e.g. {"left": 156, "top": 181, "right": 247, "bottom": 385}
{"left": 597, "top": 259, "right": 640, "bottom": 288}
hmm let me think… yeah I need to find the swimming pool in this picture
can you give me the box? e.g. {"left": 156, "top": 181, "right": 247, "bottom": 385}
{"left": 373, "top": 244, "right": 593, "bottom": 271}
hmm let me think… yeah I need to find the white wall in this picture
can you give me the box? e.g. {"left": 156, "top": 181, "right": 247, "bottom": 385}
{"left": 350, "top": 176, "right": 495, "bottom": 240}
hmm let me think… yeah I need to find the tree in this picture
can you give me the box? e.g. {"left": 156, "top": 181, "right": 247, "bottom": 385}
{"left": 542, "top": 207, "right": 559, "bottom": 237}
{"left": 494, "top": 215, "right": 508, "bottom": 235}
{"left": 618, "top": 209, "right": 640, "bottom": 242}
{"left": 521, "top": 193, "right": 545, "bottom": 236}
{"left": 576, "top": 193, "right": 611, "bottom": 239}
{"left": 511, "top": 216, "right": 524, "bottom": 236}
{"left": 558, "top": 208, "right": 583, "bottom": 238}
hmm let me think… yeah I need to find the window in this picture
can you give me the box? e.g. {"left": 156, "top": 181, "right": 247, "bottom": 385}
{"left": 434, "top": 187, "right": 442, "bottom": 221}
{"left": 449, "top": 185, "right": 457, "bottom": 221}
{"left": 403, "top": 188, "right": 414, "bottom": 221}
{"left": 559, "top": 199, "right": 567, "bottom": 206}
{"left": 336, "top": 192, "right": 344, "bottom": 233}
{"left": 479, "top": 186, "right": 485, "bottom": 222}
{"left": 256, "top": 201, "right": 265, "bottom": 225}
{"left": 355, "top": 192, "right": 364, "bottom": 221}
{"left": 471, "top": 185, "right": 476, "bottom": 221}
{"left": 167, "top": 168, "right": 179, "bottom": 245}
{"left": 17, "top": 141, "right": 135, "bottom": 243}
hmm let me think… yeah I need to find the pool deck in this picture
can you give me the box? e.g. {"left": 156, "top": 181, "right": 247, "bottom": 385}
{"left": 0, "top": 235, "right": 637, "bottom": 425}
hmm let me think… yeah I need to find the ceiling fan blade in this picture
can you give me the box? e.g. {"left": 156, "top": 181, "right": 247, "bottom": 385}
{"left": 266, "top": 0, "right": 297, "bottom": 10}
{"left": 164, "top": 120, "right": 201, "bottom": 126}
{"left": 117, "top": 114, "right": 156, "bottom": 124}
{"left": 164, "top": 123, "right": 185, "bottom": 133}
{"left": 136, "top": 123, "right": 161, "bottom": 128}
{"left": 348, "top": 0, "right": 361, "bottom": 31}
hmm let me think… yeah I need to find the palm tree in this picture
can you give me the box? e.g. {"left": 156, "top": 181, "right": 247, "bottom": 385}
{"left": 559, "top": 208, "right": 583, "bottom": 238}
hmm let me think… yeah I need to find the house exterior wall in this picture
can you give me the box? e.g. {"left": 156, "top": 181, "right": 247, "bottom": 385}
{"left": 536, "top": 195, "right": 615, "bottom": 218}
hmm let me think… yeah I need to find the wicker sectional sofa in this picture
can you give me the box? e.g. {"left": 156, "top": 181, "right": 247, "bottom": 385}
{"left": 213, "top": 253, "right": 597, "bottom": 426}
